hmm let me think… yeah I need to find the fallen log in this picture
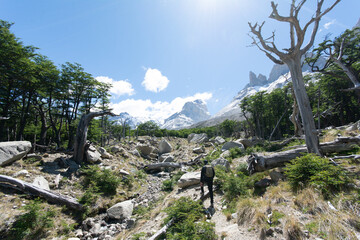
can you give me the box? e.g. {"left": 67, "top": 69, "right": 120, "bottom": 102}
{"left": 0, "top": 174, "right": 83, "bottom": 211}
{"left": 148, "top": 218, "right": 174, "bottom": 240}
{"left": 248, "top": 136, "right": 360, "bottom": 173}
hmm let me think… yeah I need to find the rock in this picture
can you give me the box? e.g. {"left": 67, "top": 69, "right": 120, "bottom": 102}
{"left": 193, "top": 146, "right": 205, "bottom": 154}
{"left": 32, "top": 176, "right": 50, "bottom": 190}
{"left": 99, "top": 147, "right": 113, "bottom": 159}
{"left": 231, "top": 213, "right": 238, "bottom": 219}
{"left": 266, "top": 227, "right": 274, "bottom": 236}
{"left": 254, "top": 178, "right": 271, "bottom": 188}
{"left": 269, "top": 170, "right": 285, "bottom": 183}
{"left": 130, "top": 149, "right": 141, "bottom": 157}
{"left": 125, "top": 218, "right": 136, "bottom": 229}
{"left": 107, "top": 200, "right": 134, "bottom": 220}
{"left": 25, "top": 153, "right": 42, "bottom": 161}
{"left": 214, "top": 136, "right": 226, "bottom": 145}
{"left": 237, "top": 138, "right": 253, "bottom": 148}
{"left": 158, "top": 140, "right": 172, "bottom": 154}
{"left": 136, "top": 144, "right": 155, "bottom": 156}
{"left": 13, "top": 170, "right": 29, "bottom": 178}
{"left": 54, "top": 174, "right": 62, "bottom": 188}
{"left": 220, "top": 150, "right": 231, "bottom": 158}
{"left": 86, "top": 145, "right": 101, "bottom": 163}
{"left": 111, "top": 145, "right": 122, "bottom": 153}
{"left": 159, "top": 153, "right": 175, "bottom": 163}
{"left": 0, "top": 141, "right": 32, "bottom": 166}
{"left": 177, "top": 171, "right": 201, "bottom": 188}
{"left": 68, "top": 238, "right": 81, "bottom": 240}
{"left": 211, "top": 157, "right": 230, "bottom": 171}
{"left": 75, "top": 229, "right": 83, "bottom": 237}
{"left": 221, "top": 141, "right": 244, "bottom": 152}
{"left": 188, "top": 133, "right": 208, "bottom": 144}
{"left": 119, "top": 169, "right": 130, "bottom": 175}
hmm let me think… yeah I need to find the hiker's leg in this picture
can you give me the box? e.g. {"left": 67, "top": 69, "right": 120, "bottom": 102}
{"left": 201, "top": 183, "right": 204, "bottom": 196}
{"left": 208, "top": 181, "right": 214, "bottom": 206}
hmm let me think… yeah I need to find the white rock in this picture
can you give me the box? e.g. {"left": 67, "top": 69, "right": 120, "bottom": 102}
{"left": 107, "top": 200, "right": 134, "bottom": 220}
{"left": 86, "top": 145, "right": 101, "bottom": 163}
{"left": 32, "top": 176, "right": 50, "bottom": 190}
{"left": 177, "top": 172, "right": 201, "bottom": 188}
{"left": 158, "top": 139, "right": 172, "bottom": 154}
{"left": 211, "top": 157, "right": 230, "bottom": 171}
{"left": 13, "top": 170, "right": 29, "bottom": 178}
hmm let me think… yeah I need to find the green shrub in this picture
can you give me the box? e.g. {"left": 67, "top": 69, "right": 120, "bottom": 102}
{"left": 81, "top": 165, "right": 121, "bottom": 195}
{"left": 162, "top": 179, "right": 174, "bottom": 191}
{"left": 229, "top": 147, "right": 245, "bottom": 158}
{"left": 268, "top": 210, "right": 284, "bottom": 227}
{"left": 164, "top": 197, "right": 217, "bottom": 240}
{"left": 285, "top": 154, "right": 351, "bottom": 198}
{"left": 9, "top": 199, "right": 56, "bottom": 240}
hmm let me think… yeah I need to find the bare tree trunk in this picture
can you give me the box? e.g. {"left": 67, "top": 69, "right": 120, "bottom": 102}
{"left": 287, "top": 56, "right": 321, "bottom": 155}
{"left": 290, "top": 87, "right": 302, "bottom": 137}
{"left": 73, "top": 110, "right": 115, "bottom": 164}
{"left": 0, "top": 174, "right": 83, "bottom": 210}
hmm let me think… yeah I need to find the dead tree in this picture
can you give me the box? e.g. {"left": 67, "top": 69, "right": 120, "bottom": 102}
{"left": 73, "top": 110, "right": 116, "bottom": 164}
{"left": 248, "top": 0, "right": 341, "bottom": 155}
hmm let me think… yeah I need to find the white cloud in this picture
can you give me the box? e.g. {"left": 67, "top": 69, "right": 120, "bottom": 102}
{"left": 96, "top": 76, "right": 135, "bottom": 97}
{"left": 324, "top": 19, "right": 336, "bottom": 29}
{"left": 142, "top": 68, "right": 169, "bottom": 92}
{"left": 110, "top": 92, "right": 212, "bottom": 124}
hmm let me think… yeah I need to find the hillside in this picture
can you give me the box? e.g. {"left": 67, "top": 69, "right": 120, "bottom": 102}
{"left": 0, "top": 121, "right": 360, "bottom": 240}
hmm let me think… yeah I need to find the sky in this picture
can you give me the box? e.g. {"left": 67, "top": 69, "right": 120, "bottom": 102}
{"left": 1, "top": 0, "right": 359, "bottom": 124}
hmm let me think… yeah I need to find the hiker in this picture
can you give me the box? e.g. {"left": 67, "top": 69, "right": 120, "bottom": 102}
{"left": 200, "top": 160, "right": 215, "bottom": 207}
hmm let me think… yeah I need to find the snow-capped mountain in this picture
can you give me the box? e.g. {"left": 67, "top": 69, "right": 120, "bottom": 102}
{"left": 191, "top": 53, "right": 326, "bottom": 128}
{"left": 161, "top": 100, "right": 210, "bottom": 130}
{"left": 109, "top": 112, "right": 144, "bottom": 129}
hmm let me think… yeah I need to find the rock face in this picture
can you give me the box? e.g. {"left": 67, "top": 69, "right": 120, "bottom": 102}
{"left": 107, "top": 200, "right": 134, "bottom": 220}
{"left": 158, "top": 140, "right": 172, "bottom": 155}
{"left": 0, "top": 141, "right": 32, "bottom": 166}
{"left": 177, "top": 172, "right": 201, "bottom": 188}
{"left": 188, "top": 133, "right": 208, "bottom": 144}
{"left": 249, "top": 71, "right": 268, "bottom": 86}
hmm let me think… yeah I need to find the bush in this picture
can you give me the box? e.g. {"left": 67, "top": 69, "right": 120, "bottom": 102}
{"left": 164, "top": 197, "right": 217, "bottom": 240}
{"left": 81, "top": 165, "right": 121, "bottom": 195}
{"left": 162, "top": 179, "right": 174, "bottom": 191}
{"left": 229, "top": 147, "right": 245, "bottom": 158}
{"left": 9, "top": 199, "right": 56, "bottom": 240}
{"left": 285, "top": 154, "right": 351, "bottom": 198}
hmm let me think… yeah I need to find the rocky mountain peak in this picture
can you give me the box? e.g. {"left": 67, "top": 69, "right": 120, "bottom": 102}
{"left": 249, "top": 71, "right": 268, "bottom": 87}
{"left": 161, "top": 99, "right": 210, "bottom": 130}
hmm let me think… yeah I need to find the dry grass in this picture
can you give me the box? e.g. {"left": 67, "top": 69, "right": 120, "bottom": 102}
{"left": 294, "top": 188, "right": 328, "bottom": 214}
{"left": 284, "top": 217, "right": 304, "bottom": 240}
{"left": 236, "top": 198, "right": 267, "bottom": 226}
{"left": 264, "top": 181, "right": 292, "bottom": 204}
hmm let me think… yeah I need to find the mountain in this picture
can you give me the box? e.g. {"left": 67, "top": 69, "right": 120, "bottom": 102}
{"left": 191, "top": 53, "right": 326, "bottom": 128}
{"left": 109, "top": 112, "right": 144, "bottom": 129}
{"left": 161, "top": 99, "right": 210, "bottom": 130}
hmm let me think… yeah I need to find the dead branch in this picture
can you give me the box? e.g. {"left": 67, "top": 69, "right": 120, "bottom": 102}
{"left": 0, "top": 174, "right": 83, "bottom": 210}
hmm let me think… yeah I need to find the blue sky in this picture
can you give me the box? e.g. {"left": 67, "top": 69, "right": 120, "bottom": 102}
{"left": 1, "top": 0, "right": 359, "bottom": 123}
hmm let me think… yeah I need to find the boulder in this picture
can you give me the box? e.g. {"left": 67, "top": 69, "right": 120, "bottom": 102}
{"left": 130, "top": 149, "right": 141, "bottom": 157}
{"left": 193, "top": 146, "right": 205, "bottom": 154}
{"left": 111, "top": 146, "right": 122, "bottom": 153}
{"left": 177, "top": 171, "right": 201, "bottom": 188}
{"left": 220, "top": 150, "right": 231, "bottom": 158}
{"left": 13, "top": 170, "right": 30, "bottom": 178}
{"left": 98, "top": 147, "right": 113, "bottom": 159}
{"left": 269, "top": 170, "right": 285, "bottom": 183}
{"left": 86, "top": 145, "right": 101, "bottom": 163}
{"left": 214, "top": 136, "right": 226, "bottom": 145}
{"left": 136, "top": 144, "right": 155, "bottom": 156}
{"left": 0, "top": 141, "right": 32, "bottom": 166}
{"left": 221, "top": 141, "right": 244, "bottom": 152}
{"left": 159, "top": 153, "right": 175, "bottom": 162}
{"left": 211, "top": 157, "right": 230, "bottom": 171}
{"left": 237, "top": 139, "right": 253, "bottom": 148}
{"left": 254, "top": 178, "right": 271, "bottom": 188}
{"left": 32, "top": 176, "right": 50, "bottom": 190}
{"left": 158, "top": 139, "right": 172, "bottom": 154}
{"left": 188, "top": 133, "right": 208, "bottom": 144}
{"left": 107, "top": 200, "right": 134, "bottom": 220}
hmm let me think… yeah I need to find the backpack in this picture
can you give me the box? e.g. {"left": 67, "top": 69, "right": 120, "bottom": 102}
{"left": 204, "top": 165, "right": 214, "bottom": 178}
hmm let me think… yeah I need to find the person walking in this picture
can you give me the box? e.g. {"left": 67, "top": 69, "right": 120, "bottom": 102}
{"left": 200, "top": 160, "right": 215, "bottom": 208}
